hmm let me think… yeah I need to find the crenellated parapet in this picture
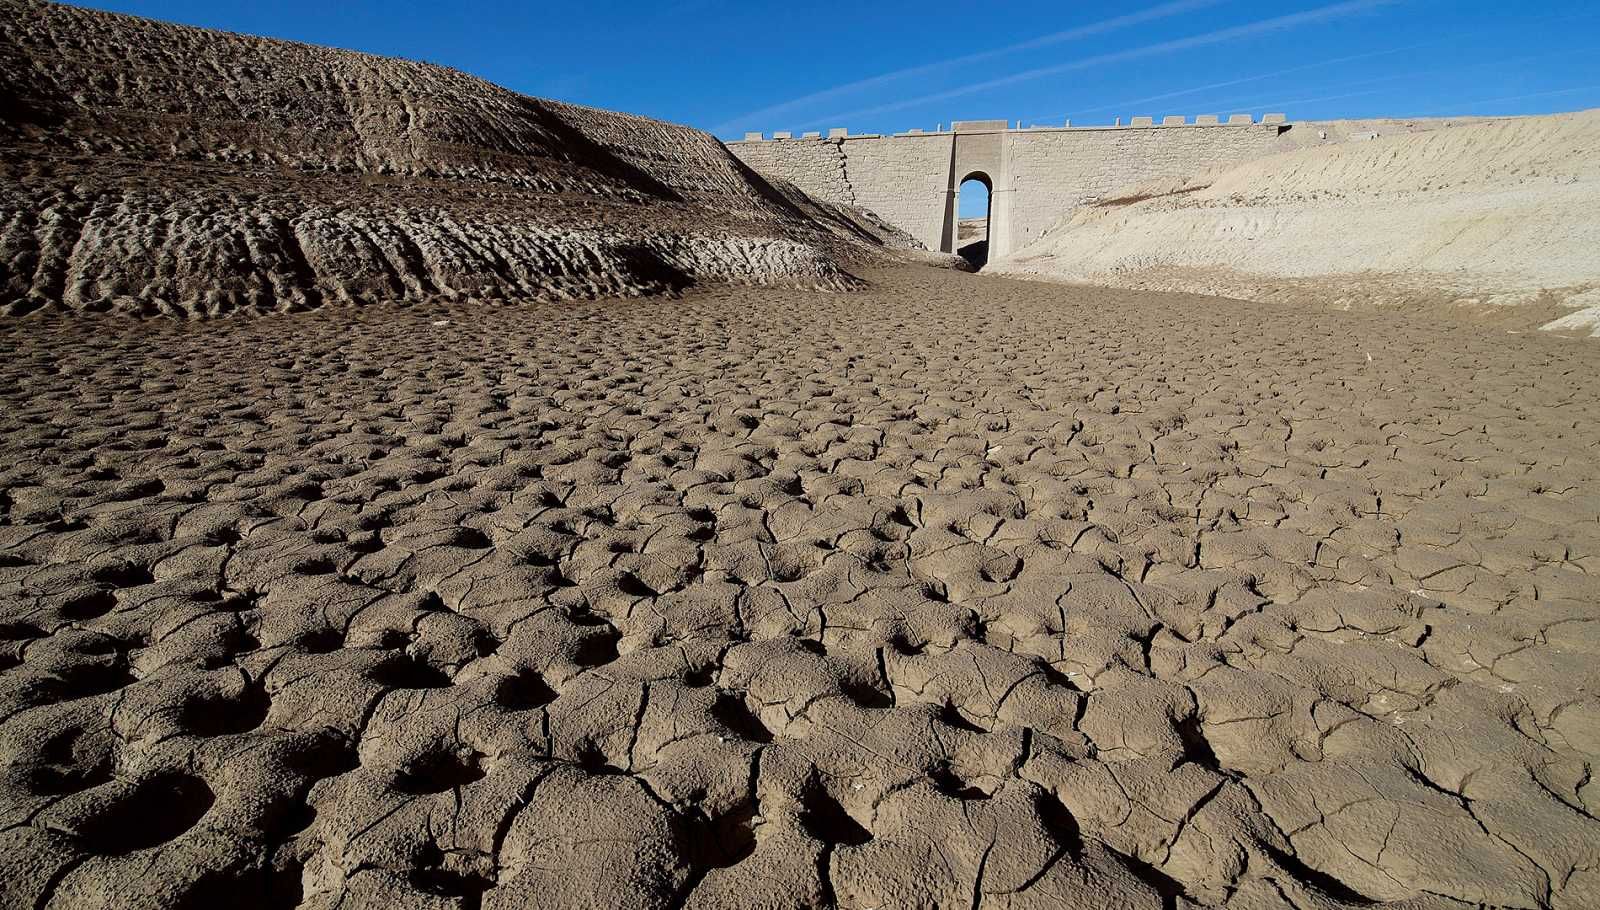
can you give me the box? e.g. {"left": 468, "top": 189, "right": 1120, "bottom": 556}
{"left": 731, "top": 113, "right": 1289, "bottom": 143}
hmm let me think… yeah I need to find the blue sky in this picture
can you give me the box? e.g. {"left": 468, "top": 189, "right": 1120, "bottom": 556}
{"left": 80, "top": 0, "right": 1600, "bottom": 143}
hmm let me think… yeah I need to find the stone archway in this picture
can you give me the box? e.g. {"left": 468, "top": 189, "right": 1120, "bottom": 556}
{"left": 955, "top": 171, "right": 992, "bottom": 269}
{"left": 940, "top": 120, "right": 1014, "bottom": 261}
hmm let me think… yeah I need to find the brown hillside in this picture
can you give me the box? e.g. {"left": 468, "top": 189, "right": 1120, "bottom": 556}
{"left": 0, "top": 0, "right": 870, "bottom": 316}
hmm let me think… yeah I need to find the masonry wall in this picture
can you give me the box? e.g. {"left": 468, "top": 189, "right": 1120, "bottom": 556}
{"left": 731, "top": 139, "right": 855, "bottom": 206}
{"left": 729, "top": 124, "right": 1283, "bottom": 254}
{"left": 1004, "top": 125, "right": 1282, "bottom": 248}
{"left": 842, "top": 135, "right": 956, "bottom": 251}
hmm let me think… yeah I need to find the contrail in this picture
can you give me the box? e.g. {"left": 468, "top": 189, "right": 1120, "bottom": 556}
{"left": 1054, "top": 42, "right": 1441, "bottom": 121}
{"left": 1419, "top": 83, "right": 1600, "bottom": 114}
{"left": 797, "top": 0, "right": 1405, "bottom": 129}
{"left": 710, "top": 0, "right": 1231, "bottom": 133}
{"left": 1035, "top": 8, "right": 1600, "bottom": 125}
{"left": 1250, "top": 82, "right": 1600, "bottom": 118}
{"left": 1142, "top": 46, "right": 1596, "bottom": 122}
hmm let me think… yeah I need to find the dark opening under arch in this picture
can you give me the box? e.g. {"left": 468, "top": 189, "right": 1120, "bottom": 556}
{"left": 956, "top": 171, "right": 992, "bottom": 270}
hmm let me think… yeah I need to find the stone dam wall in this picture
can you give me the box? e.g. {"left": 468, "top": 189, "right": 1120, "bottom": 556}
{"left": 729, "top": 114, "right": 1297, "bottom": 258}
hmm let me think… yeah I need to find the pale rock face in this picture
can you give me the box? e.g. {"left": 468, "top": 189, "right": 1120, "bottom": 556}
{"left": 1542, "top": 288, "right": 1600, "bottom": 337}
{"left": 981, "top": 109, "right": 1600, "bottom": 319}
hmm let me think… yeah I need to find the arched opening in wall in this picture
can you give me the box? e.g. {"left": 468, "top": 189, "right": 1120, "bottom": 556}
{"left": 956, "top": 172, "right": 992, "bottom": 270}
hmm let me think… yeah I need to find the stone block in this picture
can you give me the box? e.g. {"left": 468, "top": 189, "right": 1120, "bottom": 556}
{"left": 741, "top": 132, "right": 763, "bottom": 142}
{"left": 1194, "top": 115, "right": 1220, "bottom": 126}
{"left": 1130, "top": 116, "right": 1155, "bottom": 127}
{"left": 1262, "top": 112, "right": 1287, "bottom": 124}
{"left": 771, "top": 131, "right": 792, "bottom": 140}
{"left": 952, "top": 119, "right": 1008, "bottom": 133}
{"left": 828, "top": 127, "right": 847, "bottom": 138}
{"left": 1227, "top": 114, "right": 1253, "bottom": 124}
{"left": 1162, "top": 115, "right": 1186, "bottom": 126}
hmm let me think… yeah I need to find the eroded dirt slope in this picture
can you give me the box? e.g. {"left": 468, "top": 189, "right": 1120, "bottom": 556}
{"left": 0, "top": 0, "right": 868, "bottom": 317}
{"left": 1, "top": 266, "right": 1596, "bottom": 908}
{"left": 990, "top": 110, "right": 1600, "bottom": 334}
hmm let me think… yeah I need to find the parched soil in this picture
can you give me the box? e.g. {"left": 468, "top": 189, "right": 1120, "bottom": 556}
{"left": 1, "top": 265, "right": 1597, "bottom": 909}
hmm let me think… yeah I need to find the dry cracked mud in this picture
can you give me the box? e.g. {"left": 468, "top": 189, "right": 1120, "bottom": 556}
{"left": 1, "top": 265, "right": 1598, "bottom": 909}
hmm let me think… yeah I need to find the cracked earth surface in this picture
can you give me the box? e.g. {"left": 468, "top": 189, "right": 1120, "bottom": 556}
{"left": 0, "top": 265, "right": 1597, "bottom": 909}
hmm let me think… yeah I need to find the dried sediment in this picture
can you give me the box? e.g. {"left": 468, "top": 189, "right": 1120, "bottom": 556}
{"left": 2, "top": 265, "right": 1597, "bottom": 907}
